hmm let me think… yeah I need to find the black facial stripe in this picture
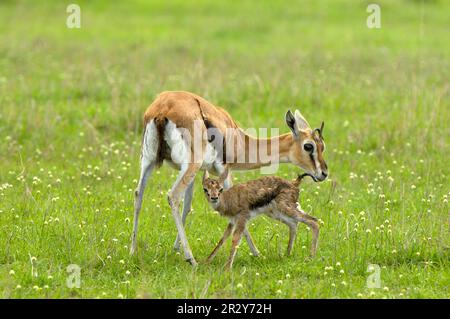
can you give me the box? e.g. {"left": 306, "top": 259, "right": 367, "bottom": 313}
{"left": 309, "top": 153, "right": 316, "bottom": 169}
{"left": 312, "top": 134, "right": 324, "bottom": 151}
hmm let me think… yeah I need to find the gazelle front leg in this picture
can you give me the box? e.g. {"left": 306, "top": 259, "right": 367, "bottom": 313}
{"left": 168, "top": 163, "right": 201, "bottom": 266}
{"left": 173, "top": 180, "right": 194, "bottom": 251}
{"left": 205, "top": 222, "right": 233, "bottom": 263}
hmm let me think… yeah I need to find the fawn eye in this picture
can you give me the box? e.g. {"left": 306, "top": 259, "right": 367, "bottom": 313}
{"left": 203, "top": 188, "right": 208, "bottom": 193}
{"left": 219, "top": 188, "right": 223, "bottom": 193}
{"left": 303, "top": 143, "right": 314, "bottom": 152}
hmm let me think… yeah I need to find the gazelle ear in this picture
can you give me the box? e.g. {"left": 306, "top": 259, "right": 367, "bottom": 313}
{"left": 294, "top": 109, "right": 311, "bottom": 130}
{"left": 218, "top": 166, "right": 229, "bottom": 184}
{"left": 285, "top": 110, "right": 299, "bottom": 137}
{"left": 202, "top": 170, "right": 209, "bottom": 183}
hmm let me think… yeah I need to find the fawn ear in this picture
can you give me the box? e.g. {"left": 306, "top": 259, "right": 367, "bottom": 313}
{"left": 294, "top": 109, "right": 311, "bottom": 130}
{"left": 218, "top": 166, "right": 229, "bottom": 184}
{"left": 202, "top": 170, "right": 209, "bottom": 184}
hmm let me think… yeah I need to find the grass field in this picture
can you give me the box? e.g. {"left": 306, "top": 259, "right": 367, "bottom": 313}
{"left": 0, "top": 0, "right": 449, "bottom": 298}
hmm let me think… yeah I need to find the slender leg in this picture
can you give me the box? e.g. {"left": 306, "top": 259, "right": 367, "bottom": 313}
{"left": 216, "top": 163, "right": 260, "bottom": 257}
{"left": 279, "top": 203, "right": 320, "bottom": 257}
{"left": 305, "top": 218, "right": 319, "bottom": 257}
{"left": 243, "top": 229, "right": 260, "bottom": 257}
{"left": 205, "top": 222, "right": 233, "bottom": 263}
{"left": 130, "top": 159, "right": 154, "bottom": 255}
{"left": 267, "top": 211, "right": 297, "bottom": 256}
{"left": 224, "top": 218, "right": 246, "bottom": 270}
{"left": 173, "top": 180, "right": 194, "bottom": 251}
{"left": 168, "top": 163, "right": 201, "bottom": 266}
{"left": 131, "top": 120, "right": 158, "bottom": 255}
{"left": 286, "top": 223, "right": 297, "bottom": 256}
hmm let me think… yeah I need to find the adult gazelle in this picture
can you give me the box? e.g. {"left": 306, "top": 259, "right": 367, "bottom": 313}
{"left": 130, "top": 91, "right": 327, "bottom": 266}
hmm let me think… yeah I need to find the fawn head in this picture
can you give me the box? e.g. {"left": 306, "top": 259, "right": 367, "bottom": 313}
{"left": 202, "top": 168, "right": 229, "bottom": 206}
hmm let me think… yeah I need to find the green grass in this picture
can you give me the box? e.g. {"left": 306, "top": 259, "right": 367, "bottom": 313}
{"left": 0, "top": 0, "right": 449, "bottom": 298}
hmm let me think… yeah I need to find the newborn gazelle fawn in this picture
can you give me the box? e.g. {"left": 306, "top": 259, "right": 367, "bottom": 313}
{"left": 202, "top": 168, "right": 319, "bottom": 270}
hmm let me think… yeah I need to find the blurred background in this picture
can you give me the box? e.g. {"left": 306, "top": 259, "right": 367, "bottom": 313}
{"left": 0, "top": 0, "right": 448, "bottom": 146}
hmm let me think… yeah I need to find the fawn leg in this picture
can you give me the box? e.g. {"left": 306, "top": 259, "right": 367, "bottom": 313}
{"left": 243, "top": 228, "right": 260, "bottom": 257}
{"left": 216, "top": 163, "right": 260, "bottom": 257}
{"left": 304, "top": 217, "right": 319, "bottom": 257}
{"left": 205, "top": 222, "right": 233, "bottom": 263}
{"left": 224, "top": 218, "right": 246, "bottom": 270}
{"left": 280, "top": 203, "right": 320, "bottom": 257}
{"left": 270, "top": 213, "right": 297, "bottom": 256}
{"left": 287, "top": 223, "right": 297, "bottom": 256}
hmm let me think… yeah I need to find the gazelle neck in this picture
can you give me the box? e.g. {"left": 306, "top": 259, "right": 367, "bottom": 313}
{"left": 227, "top": 129, "right": 294, "bottom": 170}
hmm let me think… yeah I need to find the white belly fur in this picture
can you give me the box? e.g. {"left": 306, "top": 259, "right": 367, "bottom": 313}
{"left": 164, "top": 119, "right": 220, "bottom": 170}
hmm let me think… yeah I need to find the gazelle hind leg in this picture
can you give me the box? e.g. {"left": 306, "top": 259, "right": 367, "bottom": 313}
{"left": 131, "top": 121, "right": 158, "bottom": 255}
{"left": 130, "top": 160, "right": 154, "bottom": 255}
{"left": 173, "top": 180, "right": 194, "bottom": 251}
{"left": 168, "top": 163, "right": 201, "bottom": 266}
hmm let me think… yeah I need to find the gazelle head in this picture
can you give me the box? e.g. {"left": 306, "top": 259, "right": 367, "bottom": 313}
{"left": 202, "top": 168, "right": 228, "bottom": 207}
{"left": 285, "top": 109, "right": 328, "bottom": 182}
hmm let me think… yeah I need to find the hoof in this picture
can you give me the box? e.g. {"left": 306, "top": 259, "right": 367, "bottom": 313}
{"left": 186, "top": 258, "right": 198, "bottom": 267}
{"left": 223, "top": 262, "right": 233, "bottom": 271}
{"left": 173, "top": 241, "right": 181, "bottom": 252}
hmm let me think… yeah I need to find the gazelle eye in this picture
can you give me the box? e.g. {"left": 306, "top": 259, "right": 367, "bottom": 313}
{"left": 304, "top": 143, "right": 314, "bottom": 152}
{"left": 219, "top": 188, "right": 223, "bottom": 193}
{"left": 203, "top": 188, "right": 208, "bottom": 193}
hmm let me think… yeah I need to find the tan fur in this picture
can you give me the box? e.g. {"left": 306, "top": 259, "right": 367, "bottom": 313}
{"left": 202, "top": 168, "right": 320, "bottom": 270}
